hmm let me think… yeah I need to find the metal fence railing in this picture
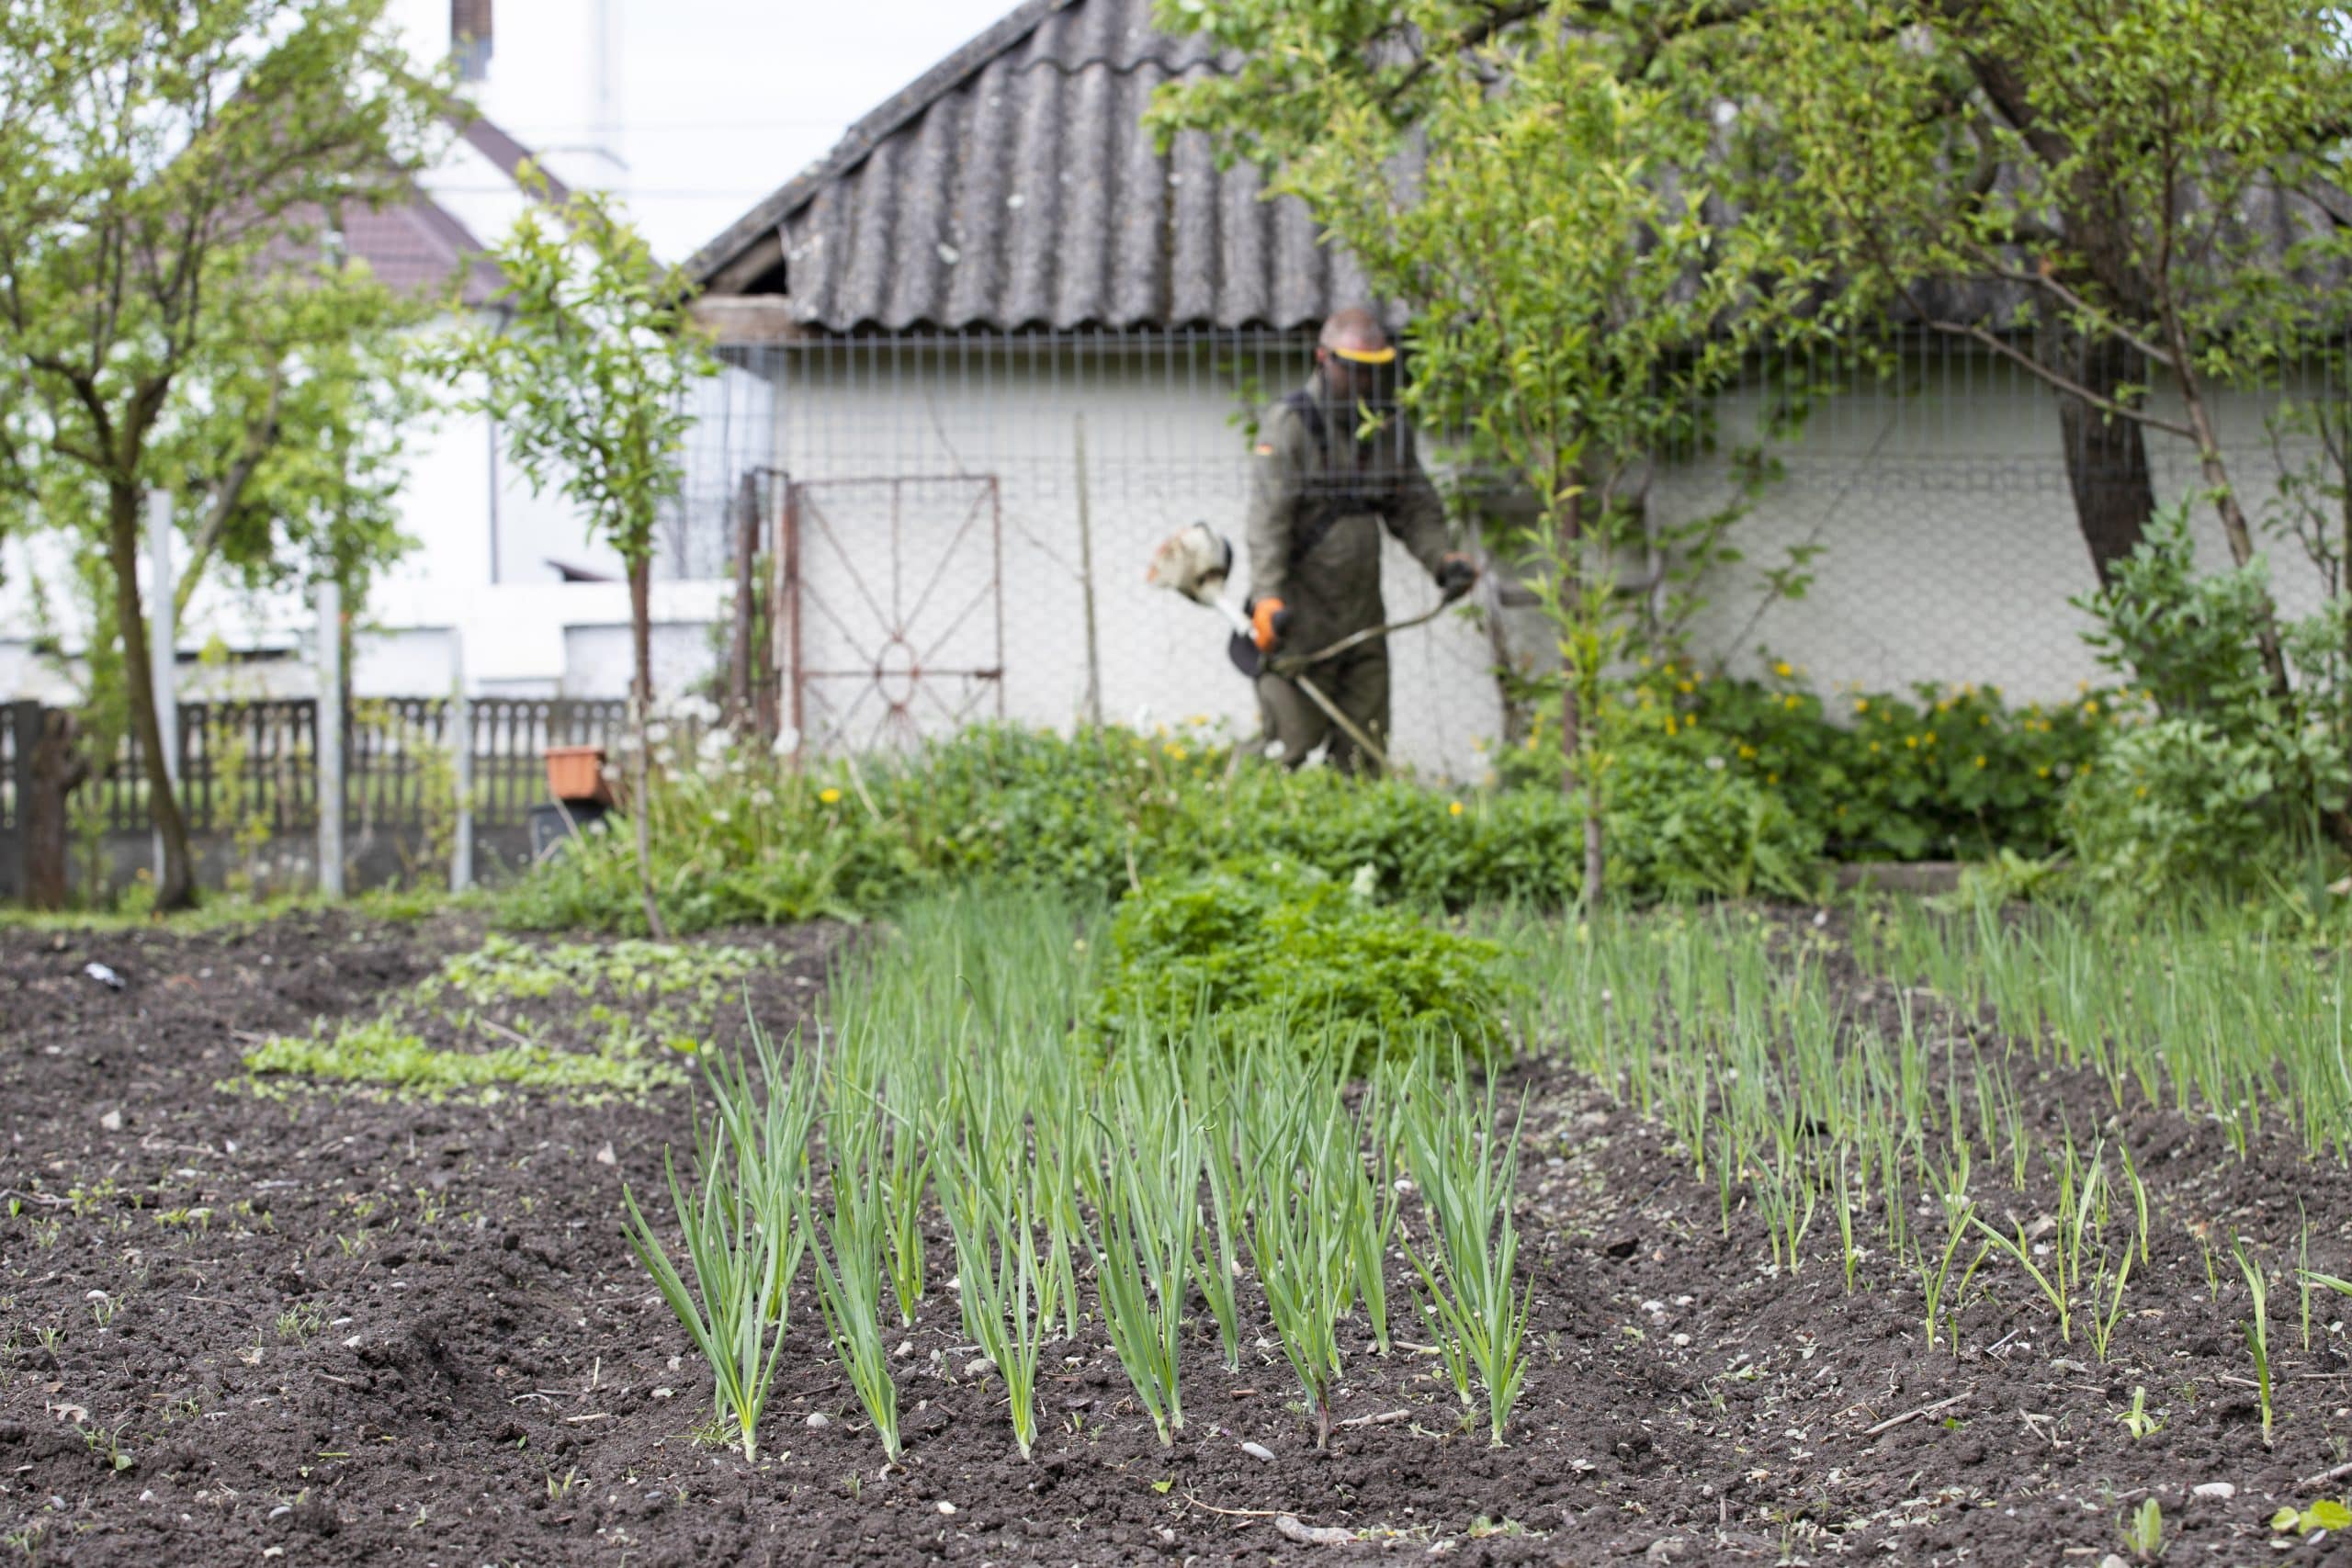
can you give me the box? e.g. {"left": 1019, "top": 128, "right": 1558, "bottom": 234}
{"left": 77, "top": 695, "right": 636, "bottom": 838}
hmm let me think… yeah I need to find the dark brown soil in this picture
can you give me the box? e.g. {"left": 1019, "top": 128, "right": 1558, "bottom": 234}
{"left": 3, "top": 909, "right": 2349, "bottom": 1565}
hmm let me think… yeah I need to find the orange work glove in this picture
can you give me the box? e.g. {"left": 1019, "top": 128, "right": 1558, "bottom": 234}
{"left": 1251, "top": 596, "right": 1293, "bottom": 652}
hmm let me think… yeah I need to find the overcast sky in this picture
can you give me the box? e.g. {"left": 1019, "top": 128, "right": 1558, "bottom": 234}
{"left": 596, "top": 0, "right": 1012, "bottom": 261}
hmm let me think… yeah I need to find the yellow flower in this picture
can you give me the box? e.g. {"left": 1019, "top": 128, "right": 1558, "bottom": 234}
{"left": 1165, "top": 744, "right": 1188, "bottom": 761}
{"left": 1869, "top": 740, "right": 1882, "bottom": 753}
{"left": 1449, "top": 800, "right": 1465, "bottom": 817}
{"left": 1905, "top": 736, "right": 1918, "bottom": 749}
{"left": 2082, "top": 700, "right": 2099, "bottom": 716}
{"left": 2037, "top": 765, "right": 2051, "bottom": 779}
{"left": 1854, "top": 699, "right": 1869, "bottom": 715}
{"left": 1679, "top": 680, "right": 1695, "bottom": 695}
{"left": 1773, "top": 660, "right": 1792, "bottom": 678}
{"left": 819, "top": 787, "right": 842, "bottom": 805}
{"left": 1664, "top": 715, "right": 1678, "bottom": 736}
{"left": 1766, "top": 772, "right": 1780, "bottom": 785}
{"left": 1737, "top": 743, "right": 1758, "bottom": 761}
{"left": 1782, "top": 694, "right": 1801, "bottom": 711}
{"left": 1973, "top": 754, "right": 1986, "bottom": 768}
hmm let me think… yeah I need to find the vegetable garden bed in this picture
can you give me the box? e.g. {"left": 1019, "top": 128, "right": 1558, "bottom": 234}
{"left": 2, "top": 902, "right": 2349, "bottom": 1564}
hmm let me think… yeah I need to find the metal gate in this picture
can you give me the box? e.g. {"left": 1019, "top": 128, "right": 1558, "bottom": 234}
{"left": 776, "top": 475, "right": 1005, "bottom": 755}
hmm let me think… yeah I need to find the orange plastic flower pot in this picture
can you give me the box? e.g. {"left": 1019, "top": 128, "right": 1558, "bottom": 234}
{"left": 544, "top": 745, "right": 611, "bottom": 806}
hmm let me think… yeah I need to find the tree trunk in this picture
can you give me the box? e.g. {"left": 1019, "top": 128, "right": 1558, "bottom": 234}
{"left": 1555, "top": 491, "right": 1604, "bottom": 904}
{"left": 2160, "top": 308, "right": 2291, "bottom": 695}
{"left": 2050, "top": 328, "right": 2158, "bottom": 587}
{"left": 628, "top": 553, "right": 667, "bottom": 940}
{"left": 108, "top": 487, "right": 196, "bottom": 910}
{"left": 26, "top": 709, "right": 89, "bottom": 911}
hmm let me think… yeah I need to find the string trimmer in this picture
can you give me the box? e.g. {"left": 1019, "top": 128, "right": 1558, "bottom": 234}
{"left": 1146, "top": 523, "right": 1465, "bottom": 770}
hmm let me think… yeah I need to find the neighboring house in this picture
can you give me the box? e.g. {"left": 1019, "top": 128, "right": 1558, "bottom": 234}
{"left": 0, "top": 0, "right": 726, "bottom": 712}
{"left": 676, "top": 0, "right": 2342, "bottom": 778}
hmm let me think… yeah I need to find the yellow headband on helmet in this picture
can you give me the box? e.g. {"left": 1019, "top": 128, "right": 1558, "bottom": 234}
{"left": 1329, "top": 343, "right": 1396, "bottom": 365}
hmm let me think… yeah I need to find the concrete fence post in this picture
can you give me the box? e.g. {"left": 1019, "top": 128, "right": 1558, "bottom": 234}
{"left": 449, "top": 628, "right": 473, "bottom": 893}
{"left": 316, "top": 580, "right": 345, "bottom": 898}
{"left": 148, "top": 493, "right": 177, "bottom": 881}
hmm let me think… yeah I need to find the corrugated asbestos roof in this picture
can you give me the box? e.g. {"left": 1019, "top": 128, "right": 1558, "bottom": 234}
{"left": 686, "top": 0, "right": 1369, "bottom": 332}
{"left": 687, "top": 0, "right": 2351, "bottom": 337}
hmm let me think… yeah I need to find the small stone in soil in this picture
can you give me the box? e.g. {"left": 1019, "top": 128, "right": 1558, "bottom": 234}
{"left": 1241, "top": 1441, "right": 1276, "bottom": 1463}
{"left": 805, "top": 1413, "right": 830, "bottom": 1429}
{"left": 2192, "top": 1482, "right": 2235, "bottom": 1500}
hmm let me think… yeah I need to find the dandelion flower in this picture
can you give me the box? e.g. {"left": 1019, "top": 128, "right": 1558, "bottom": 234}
{"left": 1773, "top": 660, "right": 1792, "bottom": 678}
{"left": 1449, "top": 800, "right": 1464, "bottom": 817}
{"left": 819, "top": 786, "right": 842, "bottom": 805}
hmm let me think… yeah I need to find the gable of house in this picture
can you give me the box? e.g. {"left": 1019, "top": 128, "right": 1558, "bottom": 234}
{"left": 689, "top": 0, "right": 1373, "bottom": 333}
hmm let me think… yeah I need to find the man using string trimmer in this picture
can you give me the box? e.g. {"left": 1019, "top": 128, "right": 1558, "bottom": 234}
{"left": 1235, "top": 306, "right": 1476, "bottom": 774}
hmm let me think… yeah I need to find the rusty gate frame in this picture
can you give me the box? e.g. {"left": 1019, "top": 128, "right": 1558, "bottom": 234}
{"left": 773, "top": 474, "right": 1006, "bottom": 756}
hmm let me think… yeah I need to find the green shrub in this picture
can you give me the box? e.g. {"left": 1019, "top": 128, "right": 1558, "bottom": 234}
{"left": 2064, "top": 508, "right": 2352, "bottom": 894}
{"left": 503, "top": 722, "right": 1822, "bottom": 935}
{"left": 1498, "top": 663, "right": 2109, "bottom": 860}
{"left": 1087, "top": 858, "right": 1509, "bottom": 1060}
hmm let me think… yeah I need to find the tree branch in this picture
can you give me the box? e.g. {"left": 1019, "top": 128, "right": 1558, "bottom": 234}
{"left": 175, "top": 362, "right": 286, "bottom": 615}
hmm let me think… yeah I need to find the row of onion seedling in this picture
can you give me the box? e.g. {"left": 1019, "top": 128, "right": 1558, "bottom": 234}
{"left": 1497, "top": 900, "right": 2347, "bottom": 1438}
{"left": 623, "top": 894, "right": 1533, "bottom": 1464}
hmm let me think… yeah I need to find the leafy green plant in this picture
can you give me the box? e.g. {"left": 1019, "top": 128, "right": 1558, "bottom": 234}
{"left": 2270, "top": 1499, "right": 2352, "bottom": 1536}
{"left": 1089, "top": 857, "right": 1510, "bottom": 1064}
{"left": 621, "top": 1140, "right": 788, "bottom": 1462}
{"left": 804, "top": 1157, "right": 901, "bottom": 1463}
{"left": 2116, "top": 1386, "right": 2162, "bottom": 1440}
{"left": 501, "top": 720, "right": 1824, "bottom": 939}
{"left": 2119, "top": 1497, "right": 2165, "bottom": 1563}
{"left": 1078, "top": 1054, "right": 1199, "bottom": 1449}
{"left": 1237, "top": 1080, "right": 1355, "bottom": 1450}
{"left": 2236, "top": 1237, "right": 2276, "bottom": 1448}
{"left": 1400, "top": 1064, "right": 1533, "bottom": 1447}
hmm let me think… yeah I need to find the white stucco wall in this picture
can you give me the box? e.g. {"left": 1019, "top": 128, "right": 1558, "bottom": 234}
{"left": 739, "top": 339, "right": 2345, "bottom": 773}
{"left": 1664, "top": 358, "right": 2337, "bottom": 702}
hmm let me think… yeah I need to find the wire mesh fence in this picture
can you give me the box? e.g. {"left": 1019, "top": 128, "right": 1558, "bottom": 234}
{"left": 662, "top": 325, "right": 2351, "bottom": 780}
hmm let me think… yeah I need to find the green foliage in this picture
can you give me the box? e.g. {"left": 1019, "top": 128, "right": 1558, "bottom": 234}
{"left": 432, "top": 175, "right": 714, "bottom": 580}
{"left": 0, "top": 0, "right": 447, "bottom": 907}
{"left": 1515, "top": 661, "right": 2112, "bottom": 860}
{"left": 1088, "top": 858, "right": 1508, "bottom": 1062}
{"left": 1153, "top": 0, "right": 1817, "bottom": 898}
{"left": 1743, "top": 0, "right": 2352, "bottom": 635}
{"left": 503, "top": 723, "right": 1823, "bottom": 936}
{"left": 2066, "top": 509, "right": 2352, "bottom": 893}
{"left": 432, "top": 160, "right": 719, "bottom": 939}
